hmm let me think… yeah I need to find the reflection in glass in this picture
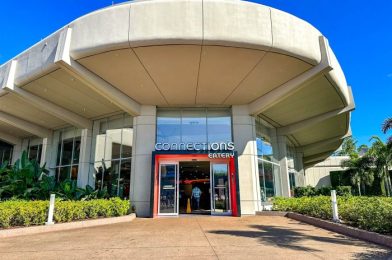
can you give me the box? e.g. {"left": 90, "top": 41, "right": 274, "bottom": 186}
{"left": 256, "top": 137, "right": 273, "bottom": 161}
{"left": 289, "top": 171, "right": 296, "bottom": 195}
{"left": 159, "top": 164, "right": 177, "bottom": 214}
{"left": 61, "top": 139, "right": 73, "bottom": 165}
{"left": 72, "top": 138, "right": 81, "bottom": 164}
{"left": 259, "top": 160, "right": 276, "bottom": 202}
{"left": 120, "top": 159, "right": 132, "bottom": 198}
{"left": 212, "top": 164, "right": 230, "bottom": 212}
{"left": 55, "top": 132, "right": 81, "bottom": 182}
{"left": 0, "top": 145, "right": 13, "bottom": 165}
{"left": 112, "top": 143, "right": 121, "bottom": 160}
{"left": 181, "top": 109, "right": 207, "bottom": 143}
{"left": 57, "top": 166, "right": 71, "bottom": 182}
{"left": 94, "top": 114, "right": 133, "bottom": 199}
{"left": 71, "top": 166, "right": 78, "bottom": 180}
{"left": 156, "top": 108, "right": 232, "bottom": 147}
{"left": 156, "top": 110, "right": 181, "bottom": 144}
{"left": 28, "top": 144, "right": 42, "bottom": 163}
{"left": 207, "top": 109, "right": 231, "bottom": 143}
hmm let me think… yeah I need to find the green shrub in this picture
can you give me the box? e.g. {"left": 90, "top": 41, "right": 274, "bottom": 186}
{"left": 293, "top": 185, "right": 352, "bottom": 197}
{"left": 0, "top": 151, "right": 108, "bottom": 201}
{"left": 0, "top": 198, "right": 130, "bottom": 228}
{"left": 336, "top": 186, "right": 352, "bottom": 196}
{"left": 318, "top": 186, "right": 332, "bottom": 196}
{"left": 273, "top": 196, "right": 392, "bottom": 234}
{"left": 293, "top": 186, "right": 317, "bottom": 197}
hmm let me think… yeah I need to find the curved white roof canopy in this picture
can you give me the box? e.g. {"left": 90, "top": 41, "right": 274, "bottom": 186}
{"left": 0, "top": 0, "right": 354, "bottom": 166}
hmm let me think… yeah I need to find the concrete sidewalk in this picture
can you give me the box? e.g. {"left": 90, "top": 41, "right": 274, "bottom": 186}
{"left": 0, "top": 215, "right": 390, "bottom": 259}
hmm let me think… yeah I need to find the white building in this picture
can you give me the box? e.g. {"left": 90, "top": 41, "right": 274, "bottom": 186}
{"left": 0, "top": 0, "right": 354, "bottom": 217}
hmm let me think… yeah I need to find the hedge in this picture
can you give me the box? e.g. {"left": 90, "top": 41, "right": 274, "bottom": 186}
{"left": 0, "top": 198, "right": 130, "bottom": 228}
{"left": 293, "top": 185, "right": 352, "bottom": 197}
{"left": 273, "top": 196, "right": 392, "bottom": 234}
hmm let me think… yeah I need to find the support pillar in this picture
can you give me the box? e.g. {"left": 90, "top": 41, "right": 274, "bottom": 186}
{"left": 11, "top": 140, "right": 23, "bottom": 164}
{"left": 232, "top": 105, "right": 260, "bottom": 214}
{"left": 130, "top": 105, "right": 156, "bottom": 217}
{"left": 47, "top": 131, "right": 61, "bottom": 178}
{"left": 77, "top": 128, "right": 93, "bottom": 188}
{"left": 88, "top": 121, "right": 101, "bottom": 188}
{"left": 277, "top": 136, "right": 291, "bottom": 197}
{"left": 295, "top": 152, "right": 305, "bottom": 187}
{"left": 40, "top": 134, "right": 53, "bottom": 169}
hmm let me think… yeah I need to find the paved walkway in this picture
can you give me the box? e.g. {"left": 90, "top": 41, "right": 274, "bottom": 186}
{"left": 0, "top": 216, "right": 391, "bottom": 259}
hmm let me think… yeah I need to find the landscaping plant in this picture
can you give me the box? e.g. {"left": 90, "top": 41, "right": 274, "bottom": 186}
{"left": 0, "top": 151, "right": 108, "bottom": 201}
{"left": 0, "top": 198, "right": 130, "bottom": 228}
{"left": 293, "top": 185, "right": 351, "bottom": 197}
{"left": 273, "top": 196, "right": 392, "bottom": 234}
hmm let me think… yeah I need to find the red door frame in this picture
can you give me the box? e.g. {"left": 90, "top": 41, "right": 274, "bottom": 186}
{"left": 151, "top": 152, "right": 240, "bottom": 217}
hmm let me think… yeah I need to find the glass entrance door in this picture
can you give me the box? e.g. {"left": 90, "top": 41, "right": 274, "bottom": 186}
{"left": 158, "top": 163, "right": 178, "bottom": 215}
{"left": 211, "top": 163, "right": 231, "bottom": 215}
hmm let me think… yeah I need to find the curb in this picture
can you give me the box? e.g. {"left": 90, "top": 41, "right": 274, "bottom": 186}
{"left": 0, "top": 213, "right": 136, "bottom": 238}
{"left": 286, "top": 212, "right": 392, "bottom": 249}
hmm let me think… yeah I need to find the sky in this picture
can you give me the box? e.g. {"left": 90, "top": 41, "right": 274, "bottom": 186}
{"left": 0, "top": 0, "right": 391, "bottom": 146}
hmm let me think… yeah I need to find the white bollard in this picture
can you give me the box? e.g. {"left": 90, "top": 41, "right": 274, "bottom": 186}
{"left": 331, "top": 190, "right": 340, "bottom": 223}
{"left": 45, "top": 194, "right": 55, "bottom": 225}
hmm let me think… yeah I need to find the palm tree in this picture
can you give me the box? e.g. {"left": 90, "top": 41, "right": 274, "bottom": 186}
{"left": 341, "top": 155, "right": 374, "bottom": 196}
{"left": 368, "top": 136, "right": 392, "bottom": 196}
{"left": 337, "top": 137, "right": 358, "bottom": 157}
{"left": 382, "top": 117, "right": 392, "bottom": 145}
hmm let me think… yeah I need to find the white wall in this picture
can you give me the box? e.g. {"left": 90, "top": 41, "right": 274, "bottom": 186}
{"left": 305, "top": 156, "right": 348, "bottom": 188}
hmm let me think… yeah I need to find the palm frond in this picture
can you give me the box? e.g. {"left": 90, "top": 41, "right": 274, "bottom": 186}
{"left": 382, "top": 117, "right": 392, "bottom": 134}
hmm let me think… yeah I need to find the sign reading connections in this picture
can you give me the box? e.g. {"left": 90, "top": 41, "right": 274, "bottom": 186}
{"left": 155, "top": 142, "right": 235, "bottom": 158}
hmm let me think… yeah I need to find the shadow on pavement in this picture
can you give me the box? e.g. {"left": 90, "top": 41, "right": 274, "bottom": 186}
{"left": 353, "top": 250, "right": 392, "bottom": 260}
{"left": 209, "top": 224, "right": 386, "bottom": 253}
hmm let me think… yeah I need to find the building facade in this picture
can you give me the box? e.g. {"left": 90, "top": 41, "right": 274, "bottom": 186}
{"left": 0, "top": 0, "right": 354, "bottom": 217}
{"left": 305, "top": 155, "right": 349, "bottom": 188}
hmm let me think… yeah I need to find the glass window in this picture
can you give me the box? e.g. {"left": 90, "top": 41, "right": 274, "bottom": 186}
{"left": 258, "top": 160, "right": 281, "bottom": 202}
{"left": 0, "top": 141, "right": 13, "bottom": 165}
{"left": 112, "top": 142, "right": 121, "bottom": 160}
{"left": 289, "top": 171, "right": 296, "bottom": 190}
{"left": 156, "top": 110, "right": 181, "bottom": 144}
{"left": 256, "top": 137, "right": 273, "bottom": 161}
{"left": 181, "top": 109, "right": 207, "bottom": 144}
{"left": 94, "top": 114, "right": 133, "bottom": 199}
{"left": 255, "top": 115, "right": 282, "bottom": 202}
{"left": 259, "top": 161, "right": 275, "bottom": 201}
{"left": 55, "top": 129, "right": 81, "bottom": 182}
{"left": 156, "top": 108, "right": 232, "bottom": 148}
{"left": 28, "top": 144, "right": 42, "bottom": 163}
{"left": 207, "top": 109, "right": 232, "bottom": 143}
{"left": 255, "top": 116, "right": 278, "bottom": 163}
{"left": 61, "top": 138, "right": 74, "bottom": 165}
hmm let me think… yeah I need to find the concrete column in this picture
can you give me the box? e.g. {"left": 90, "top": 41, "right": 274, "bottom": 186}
{"left": 40, "top": 134, "right": 54, "bottom": 169}
{"left": 48, "top": 131, "right": 60, "bottom": 177}
{"left": 232, "top": 105, "right": 260, "bottom": 215}
{"left": 130, "top": 105, "right": 156, "bottom": 217}
{"left": 21, "top": 139, "right": 29, "bottom": 154}
{"left": 277, "top": 135, "right": 291, "bottom": 197}
{"left": 88, "top": 121, "right": 101, "bottom": 188}
{"left": 11, "top": 141, "right": 23, "bottom": 164}
{"left": 77, "top": 128, "right": 93, "bottom": 188}
{"left": 295, "top": 152, "right": 305, "bottom": 186}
